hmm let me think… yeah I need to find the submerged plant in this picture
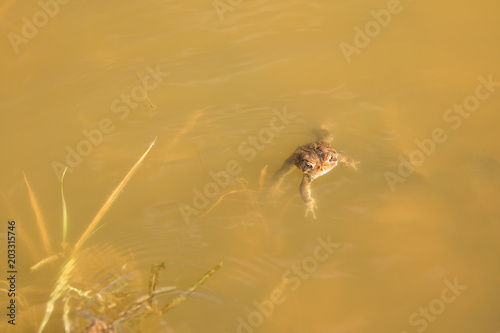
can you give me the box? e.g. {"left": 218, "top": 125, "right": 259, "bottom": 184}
{"left": 36, "top": 138, "right": 157, "bottom": 333}
{"left": 18, "top": 137, "right": 223, "bottom": 333}
{"left": 112, "top": 261, "right": 223, "bottom": 330}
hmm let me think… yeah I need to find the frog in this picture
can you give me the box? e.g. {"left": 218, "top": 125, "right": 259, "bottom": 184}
{"left": 271, "top": 128, "right": 358, "bottom": 218}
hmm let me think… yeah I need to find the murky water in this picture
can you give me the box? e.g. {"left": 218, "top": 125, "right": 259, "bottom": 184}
{"left": 1, "top": 0, "right": 499, "bottom": 332}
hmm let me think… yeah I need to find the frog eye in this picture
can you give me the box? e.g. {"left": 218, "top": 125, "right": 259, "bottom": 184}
{"left": 329, "top": 155, "right": 335, "bottom": 163}
{"left": 304, "top": 161, "right": 315, "bottom": 169}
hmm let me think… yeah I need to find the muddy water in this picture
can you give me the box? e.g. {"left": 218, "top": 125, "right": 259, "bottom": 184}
{"left": 1, "top": 0, "right": 499, "bottom": 332}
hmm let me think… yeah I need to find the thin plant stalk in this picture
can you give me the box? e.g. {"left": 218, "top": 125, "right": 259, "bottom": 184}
{"left": 24, "top": 173, "right": 53, "bottom": 254}
{"left": 60, "top": 167, "right": 68, "bottom": 243}
{"left": 30, "top": 254, "right": 60, "bottom": 272}
{"left": 160, "top": 261, "right": 223, "bottom": 314}
{"left": 1, "top": 190, "right": 39, "bottom": 260}
{"left": 38, "top": 138, "right": 157, "bottom": 333}
{"left": 73, "top": 137, "right": 157, "bottom": 253}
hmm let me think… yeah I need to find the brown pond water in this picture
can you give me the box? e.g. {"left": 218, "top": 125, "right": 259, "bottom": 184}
{"left": 1, "top": 0, "right": 499, "bottom": 332}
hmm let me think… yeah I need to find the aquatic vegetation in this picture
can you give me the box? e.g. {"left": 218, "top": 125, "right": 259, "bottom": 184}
{"left": 15, "top": 137, "right": 223, "bottom": 332}
{"left": 114, "top": 261, "right": 223, "bottom": 328}
{"left": 62, "top": 252, "right": 222, "bottom": 332}
{"left": 60, "top": 167, "right": 68, "bottom": 244}
{"left": 24, "top": 172, "right": 53, "bottom": 254}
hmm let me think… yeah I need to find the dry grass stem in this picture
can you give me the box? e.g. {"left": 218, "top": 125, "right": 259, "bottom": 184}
{"left": 1, "top": 190, "right": 40, "bottom": 260}
{"left": 30, "top": 254, "right": 61, "bottom": 272}
{"left": 23, "top": 173, "right": 53, "bottom": 254}
{"left": 148, "top": 263, "right": 165, "bottom": 296}
{"left": 36, "top": 138, "right": 157, "bottom": 332}
{"left": 60, "top": 167, "right": 68, "bottom": 243}
{"left": 73, "top": 138, "right": 157, "bottom": 252}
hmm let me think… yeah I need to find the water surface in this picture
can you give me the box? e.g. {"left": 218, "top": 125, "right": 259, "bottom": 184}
{"left": 1, "top": 0, "right": 499, "bottom": 332}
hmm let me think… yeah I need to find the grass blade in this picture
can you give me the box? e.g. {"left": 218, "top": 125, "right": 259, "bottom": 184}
{"left": 24, "top": 173, "right": 53, "bottom": 254}
{"left": 60, "top": 167, "right": 68, "bottom": 243}
{"left": 1, "top": 189, "right": 39, "bottom": 260}
{"left": 73, "top": 137, "right": 157, "bottom": 252}
{"left": 30, "top": 254, "right": 61, "bottom": 272}
{"left": 38, "top": 138, "right": 157, "bottom": 333}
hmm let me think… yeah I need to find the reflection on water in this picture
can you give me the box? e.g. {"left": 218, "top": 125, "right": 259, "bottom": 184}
{"left": 1, "top": 0, "right": 499, "bottom": 332}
